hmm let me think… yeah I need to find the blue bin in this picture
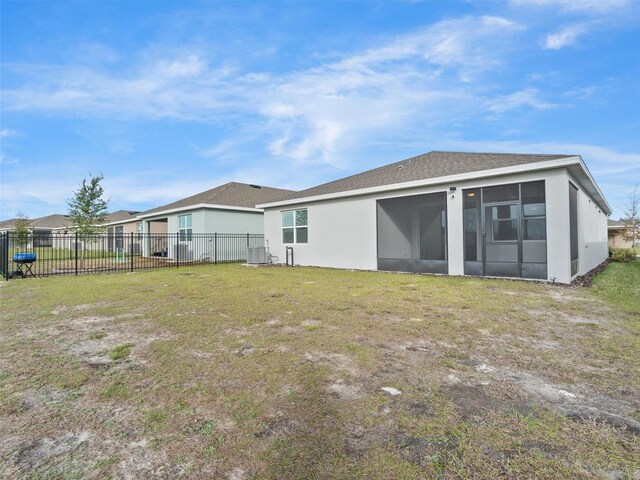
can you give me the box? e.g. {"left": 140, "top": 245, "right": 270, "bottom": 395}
{"left": 13, "top": 253, "right": 37, "bottom": 262}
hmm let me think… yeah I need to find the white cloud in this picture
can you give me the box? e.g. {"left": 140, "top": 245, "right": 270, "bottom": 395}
{"left": 255, "top": 15, "right": 523, "bottom": 165}
{"left": 543, "top": 24, "right": 586, "bottom": 49}
{"left": 2, "top": 56, "right": 243, "bottom": 121}
{"left": 335, "top": 15, "right": 522, "bottom": 73}
{"left": 0, "top": 154, "right": 19, "bottom": 165}
{"left": 487, "top": 88, "right": 556, "bottom": 113}
{"left": 0, "top": 129, "right": 18, "bottom": 138}
{"left": 2, "top": 15, "right": 527, "bottom": 167}
{"left": 511, "top": 0, "right": 630, "bottom": 14}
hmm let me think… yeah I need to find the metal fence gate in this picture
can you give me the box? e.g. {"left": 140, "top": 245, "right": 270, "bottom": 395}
{"left": 0, "top": 232, "right": 264, "bottom": 280}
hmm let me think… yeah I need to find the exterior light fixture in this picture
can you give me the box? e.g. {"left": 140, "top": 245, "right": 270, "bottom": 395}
{"left": 467, "top": 192, "right": 476, "bottom": 197}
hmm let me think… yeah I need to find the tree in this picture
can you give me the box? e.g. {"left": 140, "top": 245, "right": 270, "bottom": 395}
{"left": 14, "top": 211, "right": 32, "bottom": 250}
{"left": 67, "top": 174, "right": 110, "bottom": 266}
{"left": 622, "top": 184, "right": 639, "bottom": 248}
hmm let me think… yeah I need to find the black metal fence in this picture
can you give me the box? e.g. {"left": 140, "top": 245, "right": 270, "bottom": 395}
{"left": 0, "top": 232, "right": 264, "bottom": 280}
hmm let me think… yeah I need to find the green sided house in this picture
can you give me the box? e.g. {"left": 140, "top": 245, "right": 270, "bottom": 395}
{"left": 137, "top": 182, "right": 294, "bottom": 259}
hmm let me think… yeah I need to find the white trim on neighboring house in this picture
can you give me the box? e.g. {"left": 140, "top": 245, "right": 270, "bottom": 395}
{"left": 136, "top": 203, "right": 263, "bottom": 220}
{"left": 100, "top": 219, "right": 140, "bottom": 227}
{"left": 257, "top": 156, "right": 612, "bottom": 215}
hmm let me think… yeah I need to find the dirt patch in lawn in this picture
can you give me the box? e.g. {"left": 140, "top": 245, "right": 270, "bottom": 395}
{"left": 447, "top": 361, "right": 640, "bottom": 436}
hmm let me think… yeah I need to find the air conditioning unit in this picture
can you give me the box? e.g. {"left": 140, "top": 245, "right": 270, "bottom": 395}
{"left": 174, "top": 243, "right": 192, "bottom": 261}
{"left": 247, "top": 246, "right": 267, "bottom": 264}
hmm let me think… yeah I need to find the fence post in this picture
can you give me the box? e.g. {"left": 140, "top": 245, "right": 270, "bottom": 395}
{"left": 214, "top": 233, "right": 218, "bottom": 265}
{"left": 75, "top": 231, "right": 78, "bottom": 276}
{"left": 176, "top": 233, "right": 179, "bottom": 268}
{"left": 130, "top": 232, "right": 134, "bottom": 272}
{"left": 2, "top": 233, "right": 8, "bottom": 281}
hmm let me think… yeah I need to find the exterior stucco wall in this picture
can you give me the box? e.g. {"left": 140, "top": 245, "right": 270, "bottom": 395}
{"left": 140, "top": 207, "right": 265, "bottom": 258}
{"left": 142, "top": 208, "right": 263, "bottom": 235}
{"left": 108, "top": 220, "right": 140, "bottom": 235}
{"left": 265, "top": 196, "right": 378, "bottom": 270}
{"left": 264, "top": 167, "right": 607, "bottom": 284}
{"left": 203, "top": 209, "right": 264, "bottom": 234}
{"left": 569, "top": 173, "right": 609, "bottom": 276}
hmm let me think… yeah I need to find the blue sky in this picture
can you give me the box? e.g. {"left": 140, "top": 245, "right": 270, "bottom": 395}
{"left": 1, "top": 0, "right": 639, "bottom": 220}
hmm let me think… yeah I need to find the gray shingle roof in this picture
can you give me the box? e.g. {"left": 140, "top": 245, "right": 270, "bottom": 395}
{"left": 141, "top": 182, "right": 295, "bottom": 216}
{"left": 106, "top": 210, "right": 140, "bottom": 223}
{"left": 272, "top": 151, "right": 575, "bottom": 203}
{"left": 0, "top": 214, "right": 73, "bottom": 230}
{"left": 0, "top": 218, "right": 18, "bottom": 230}
{"left": 32, "top": 214, "right": 74, "bottom": 229}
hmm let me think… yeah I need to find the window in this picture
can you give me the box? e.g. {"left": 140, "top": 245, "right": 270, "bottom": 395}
{"left": 179, "top": 214, "right": 192, "bottom": 241}
{"left": 491, "top": 204, "right": 518, "bottom": 241}
{"left": 523, "top": 219, "right": 546, "bottom": 240}
{"left": 282, "top": 209, "right": 308, "bottom": 244}
{"left": 115, "top": 225, "right": 124, "bottom": 250}
{"left": 521, "top": 181, "right": 546, "bottom": 241}
{"left": 33, "top": 230, "right": 52, "bottom": 248}
{"left": 483, "top": 183, "right": 519, "bottom": 203}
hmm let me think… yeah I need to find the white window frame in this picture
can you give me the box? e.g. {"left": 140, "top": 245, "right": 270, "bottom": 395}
{"left": 282, "top": 208, "right": 308, "bottom": 244}
{"left": 178, "top": 214, "right": 192, "bottom": 241}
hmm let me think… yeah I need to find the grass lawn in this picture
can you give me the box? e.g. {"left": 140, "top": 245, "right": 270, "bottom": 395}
{"left": 0, "top": 262, "right": 638, "bottom": 479}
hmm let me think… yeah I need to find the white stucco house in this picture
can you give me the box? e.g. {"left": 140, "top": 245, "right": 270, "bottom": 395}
{"left": 137, "top": 182, "right": 293, "bottom": 259}
{"left": 258, "top": 151, "right": 611, "bottom": 284}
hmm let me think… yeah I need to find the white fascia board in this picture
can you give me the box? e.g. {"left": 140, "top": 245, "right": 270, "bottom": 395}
{"left": 136, "top": 203, "right": 263, "bottom": 220}
{"left": 100, "top": 219, "right": 139, "bottom": 227}
{"left": 257, "top": 157, "right": 586, "bottom": 209}
{"left": 574, "top": 156, "right": 613, "bottom": 214}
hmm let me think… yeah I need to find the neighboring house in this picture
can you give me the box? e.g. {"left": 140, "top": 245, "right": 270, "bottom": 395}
{"left": 137, "top": 182, "right": 294, "bottom": 259}
{"left": 608, "top": 220, "right": 634, "bottom": 249}
{"left": 1, "top": 211, "right": 143, "bottom": 251}
{"left": 258, "top": 151, "right": 611, "bottom": 285}
{"left": 101, "top": 210, "right": 142, "bottom": 253}
{"left": 0, "top": 214, "right": 74, "bottom": 246}
{"left": 0, "top": 218, "right": 18, "bottom": 234}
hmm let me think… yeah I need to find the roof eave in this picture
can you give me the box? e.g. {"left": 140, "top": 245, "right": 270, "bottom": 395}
{"left": 567, "top": 156, "right": 613, "bottom": 215}
{"left": 100, "top": 218, "right": 139, "bottom": 227}
{"left": 137, "top": 203, "right": 263, "bottom": 220}
{"left": 259, "top": 156, "right": 609, "bottom": 210}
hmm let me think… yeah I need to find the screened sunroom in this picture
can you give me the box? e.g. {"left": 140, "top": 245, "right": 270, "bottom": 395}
{"left": 376, "top": 191, "right": 448, "bottom": 274}
{"left": 463, "top": 180, "right": 547, "bottom": 279}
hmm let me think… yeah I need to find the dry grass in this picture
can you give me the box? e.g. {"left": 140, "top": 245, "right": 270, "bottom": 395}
{"left": 0, "top": 263, "right": 638, "bottom": 479}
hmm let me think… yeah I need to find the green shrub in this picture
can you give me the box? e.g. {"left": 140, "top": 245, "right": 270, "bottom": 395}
{"left": 609, "top": 248, "right": 635, "bottom": 263}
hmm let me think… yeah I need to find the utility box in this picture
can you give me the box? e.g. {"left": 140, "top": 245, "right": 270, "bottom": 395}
{"left": 247, "top": 246, "right": 267, "bottom": 264}
{"left": 174, "top": 243, "right": 192, "bottom": 261}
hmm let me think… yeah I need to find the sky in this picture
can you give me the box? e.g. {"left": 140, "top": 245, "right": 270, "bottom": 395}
{"left": 1, "top": 0, "right": 639, "bottom": 221}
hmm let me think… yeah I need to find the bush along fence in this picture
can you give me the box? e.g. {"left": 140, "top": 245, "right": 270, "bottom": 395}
{"left": 0, "top": 232, "right": 264, "bottom": 280}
